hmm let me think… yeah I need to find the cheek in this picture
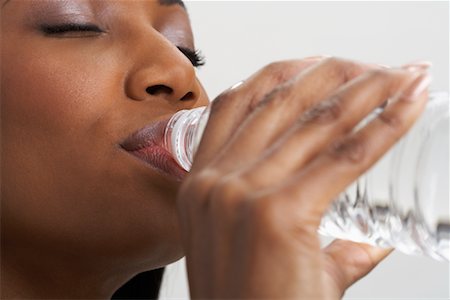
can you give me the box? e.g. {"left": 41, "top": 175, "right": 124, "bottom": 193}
{"left": 1, "top": 39, "right": 181, "bottom": 255}
{"left": 2, "top": 45, "right": 117, "bottom": 139}
{"left": 1, "top": 41, "right": 116, "bottom": 229}
{"left": 1, "top": 39, "right": 120, "bottom": 211}
{"left": 2, "top": 41, "right": 186, "bottom": 258}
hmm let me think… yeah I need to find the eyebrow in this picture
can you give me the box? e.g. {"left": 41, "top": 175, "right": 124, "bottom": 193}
{"left": 2, "top": 0, "right": 186, "bottom": 10}
{"left": 159, "top": 0, "right": 185, "bottom": 10}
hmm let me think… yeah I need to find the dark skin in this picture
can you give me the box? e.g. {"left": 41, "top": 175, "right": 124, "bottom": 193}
{"left": 1, "top": 0, "right": 429, "bottom": 299}
{"left": 1, "top": 0, "right": 208, "bottom": 298}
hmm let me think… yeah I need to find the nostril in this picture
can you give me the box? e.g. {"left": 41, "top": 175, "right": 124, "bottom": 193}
{"left": 146, "top": 85, "right": 173, "bottom": 96}
{"left": 180, "top": 92, "right": 194, "bottom": 101}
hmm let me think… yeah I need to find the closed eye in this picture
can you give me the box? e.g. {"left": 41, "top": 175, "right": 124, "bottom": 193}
{"left": 177, "top": 46, "right": 205, "bottom": 68}
{"left": 39, "top": 23, "right": 205, "bottom": 67}
{"left": 40, "top": 23, "right": 105, "bottom": 37}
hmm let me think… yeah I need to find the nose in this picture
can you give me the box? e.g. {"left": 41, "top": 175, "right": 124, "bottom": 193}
{"left": 125, "top": 33, "right": 200, "bottom": 104}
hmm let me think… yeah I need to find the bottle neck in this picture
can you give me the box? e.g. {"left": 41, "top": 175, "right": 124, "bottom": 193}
{"left": 163, "top": 106, "right": 209, "bottom": 171}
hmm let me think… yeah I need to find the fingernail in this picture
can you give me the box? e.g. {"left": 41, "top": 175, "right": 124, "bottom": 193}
{"left": 408, "top": 60, "right": 432, "bottom": 67}
{"left": 402, "top": 73, "right": 432, "bottom": 101}
{"left": 367, "top": 63, "right": 391, "bottom": 70}
{"left": 304, "top": 54, "right": 332, "bottom": 60}
{"left": 401, "top": 60, "right": 432, "bottom": 72}
{"left": 377, "top": 63, "right": 391, "bottom": 69}
{"left": 230, "top": 80, "right": 244, "bottom": 90}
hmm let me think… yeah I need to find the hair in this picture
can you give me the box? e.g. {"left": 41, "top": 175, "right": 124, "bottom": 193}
{"left": 111, "top": 268, "right": 165, "bottom": 299}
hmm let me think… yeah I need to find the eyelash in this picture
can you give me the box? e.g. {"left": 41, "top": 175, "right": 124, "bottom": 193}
{"left": 40, "top": 23, "right": 206, "bottom": 68}
{"left": 177, "top": 46, "right": 206, "bottom": 68}
{"left": 40, "top": 23, "right": 104, "bottom": 35}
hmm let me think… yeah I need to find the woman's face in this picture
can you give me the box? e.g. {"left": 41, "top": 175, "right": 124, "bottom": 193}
{"left": 1, "top": 0, "right": 208, "bottom": 273}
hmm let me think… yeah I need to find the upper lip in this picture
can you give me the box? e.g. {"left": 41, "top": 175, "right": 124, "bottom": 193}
{"left": 120, "top": 117, "right": 171, "bottom": 152}
{"left": 119, "top": 116, "right": 187, "bottom": 180}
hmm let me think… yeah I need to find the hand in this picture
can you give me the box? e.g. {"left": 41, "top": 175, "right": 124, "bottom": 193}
{"left": 177, "top": 57, "right": 429, "bottom": 299}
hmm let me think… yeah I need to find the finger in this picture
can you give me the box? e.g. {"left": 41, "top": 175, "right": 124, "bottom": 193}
{"left": 239, "top": 68, "right": 422, "bottom": 188}
{"left": 192, "top": 57, "right": 325, "bottom": 171}
{"left": 401, "top": 60, "right": 432, "bottom": 70}
{"left": 210, "top": 58, "right": 382, "bottom": 172}
{"left": 277, "top": 73, "right": 430, "bottom": 220}
{"left": 322, "top": 239, "right": 393, "bottom": 296}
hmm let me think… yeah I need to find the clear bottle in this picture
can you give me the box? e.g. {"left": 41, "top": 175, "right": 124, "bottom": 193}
{"left": 164, "top": 92, "right": 449, "bottom": 261}
{"left": 163, "top": 105, "right": 210, "bottom": 171}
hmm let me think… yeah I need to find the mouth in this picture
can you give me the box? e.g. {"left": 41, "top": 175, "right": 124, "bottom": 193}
{"left": 120, "top": 117, "right": 187, "bottom": 181}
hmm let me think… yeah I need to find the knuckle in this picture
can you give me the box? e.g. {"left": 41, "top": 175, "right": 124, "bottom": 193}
{"left": 263, "top": 61, "right": 285, "bottom": 75}
{"left": 378, "top": 111, "right": 404, "bottom": 131}
{"left": 250, "top": 80, "right": 292, "bottom": 113}
{"left": 209, "top": 84, "right": 251, "bottom": 117}
{"left": 328, "top": 136, "right": 367, "bottom": 164}
{"left": 343, "top": 62, "right": 368, "bottom": 79}
{"left": 323, "top": 56, "right": 342, "bottom": 67}
{"left": 260, "top": 83, "right": 291, "bottom": 107}
{"left": 210, "top": 91, "right": 230, "bottom": 112}
{"left": 263, "top": 61, "right": 300, "bottom": 83}
{"left": 210, "top": 88, "right": 238, "bottom": 112}
{"left": 300, "top": 95, "right": 343, "bottom": 125}
{"left": 323, "top": 57, "right": 367, "bottom": 82}
{"left": 327, "top": 57, "right": 354, "bottom": 81}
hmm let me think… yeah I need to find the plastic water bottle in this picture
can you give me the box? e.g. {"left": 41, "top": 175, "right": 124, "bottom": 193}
{"left": 164, "top": 92, "right": 449, "bottom": 261}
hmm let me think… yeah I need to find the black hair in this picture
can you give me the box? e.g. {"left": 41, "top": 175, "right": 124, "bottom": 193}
{"left": 111, "top": 268, "right": 165, "bottom": 300}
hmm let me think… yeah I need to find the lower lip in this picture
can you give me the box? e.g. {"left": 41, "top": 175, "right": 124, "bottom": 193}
{"left": 127, "top": 145, "right": 187, "bottom": 181}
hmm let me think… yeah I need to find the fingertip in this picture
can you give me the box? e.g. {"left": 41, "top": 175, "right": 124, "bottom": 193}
{"left": 357, "top": 242, "right": 394, "bottom": 261}
{"left": 323, "top": 240, "right": 395, "bottom": 292}
{"left": 324, "top": 239, "right": 394, "bottom": 269}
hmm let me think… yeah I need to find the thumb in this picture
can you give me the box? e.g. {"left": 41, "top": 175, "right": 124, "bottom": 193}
{"left": 321, "top": 239, "right": 393, "bottom": 297}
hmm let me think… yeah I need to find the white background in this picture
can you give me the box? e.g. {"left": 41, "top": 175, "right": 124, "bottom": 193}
{"left": 160, "top": 1, "right": 450, "bottom": 299}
